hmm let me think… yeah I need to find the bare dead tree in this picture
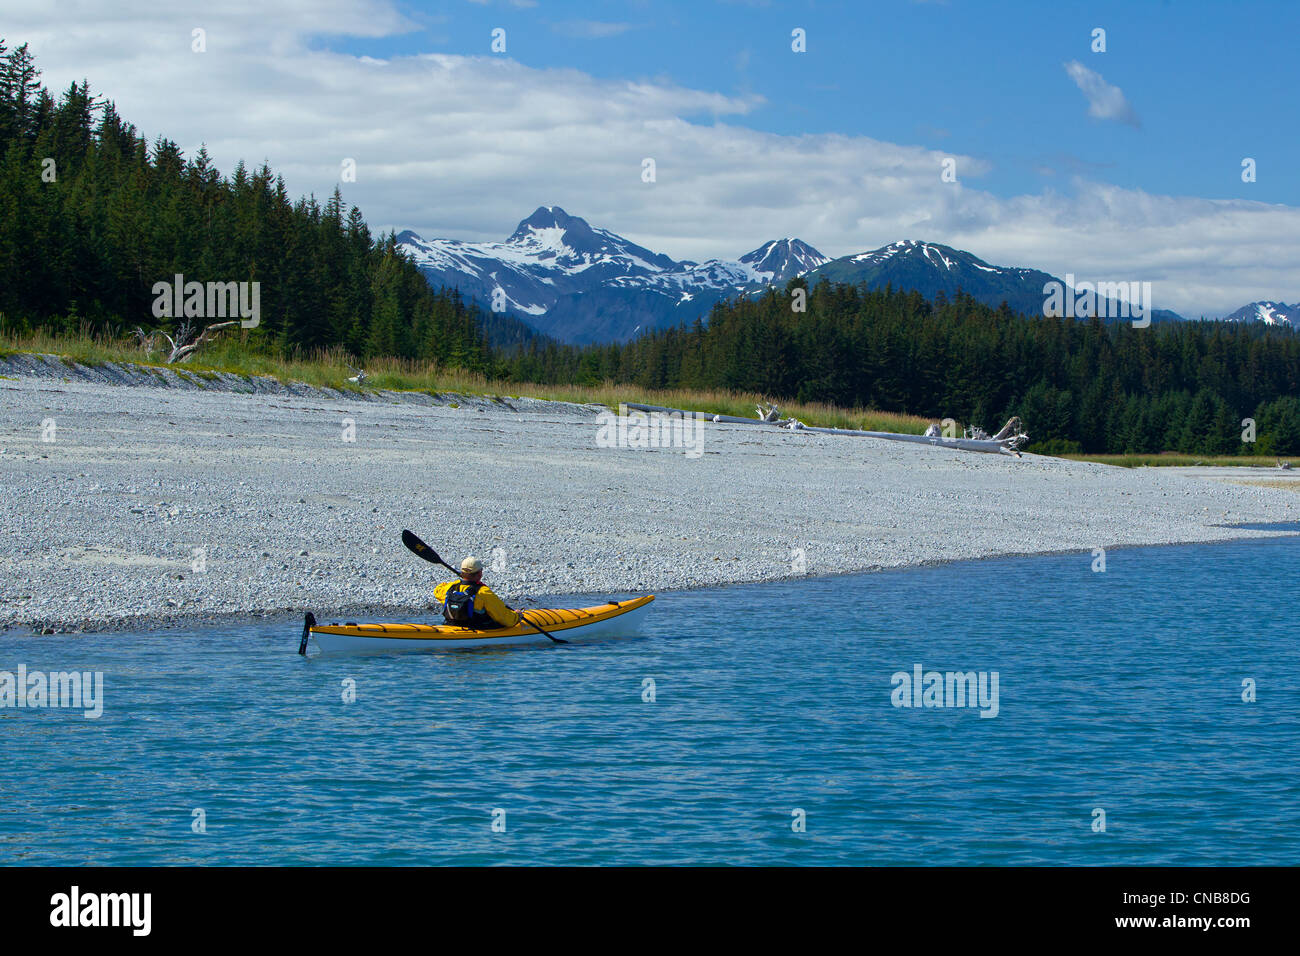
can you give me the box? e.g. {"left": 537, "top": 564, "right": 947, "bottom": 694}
{"left": 146, "top": 320, "right": 240, "bottom": 364}
{"left": 131, "top": 328, "right": 159, "bottom": 358}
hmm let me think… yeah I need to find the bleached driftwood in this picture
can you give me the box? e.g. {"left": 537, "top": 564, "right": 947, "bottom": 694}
{"left": 135, "top": 321, "right": 239, "bottom": 364}
{"left": 991, "top": 417, "right": 1025, "bottom": 442}
{"left": 920, "top": 417, "right": 1028, "bottom": 451}
{"left": 131, "top": 328, "right": 159, "bottom": 358}
{"left": 628, "top": 403, "right": 1032, "bottom": 457}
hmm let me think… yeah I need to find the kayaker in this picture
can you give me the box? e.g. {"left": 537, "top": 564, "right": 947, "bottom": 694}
{"left": 434, "top": 556, "right": 522, "bottom": 629}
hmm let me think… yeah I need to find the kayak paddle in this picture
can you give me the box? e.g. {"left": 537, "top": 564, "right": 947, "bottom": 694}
{"left": 299, "top": 611, "right": 316, "bottom": 656}
{"left": 400, "top": 529, "right": 567, "bottom": 644}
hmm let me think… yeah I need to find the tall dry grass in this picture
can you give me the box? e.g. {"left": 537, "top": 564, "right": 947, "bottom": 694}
{"left": 0, "top": 329, "right": 932, "bottom": 433}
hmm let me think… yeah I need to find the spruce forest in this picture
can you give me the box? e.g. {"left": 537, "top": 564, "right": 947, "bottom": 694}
{"left": 504, "top": 283, "right": 1300, "bottom": 455}
{"left": 0, "top": 40, "right": 493, "bottom": 372}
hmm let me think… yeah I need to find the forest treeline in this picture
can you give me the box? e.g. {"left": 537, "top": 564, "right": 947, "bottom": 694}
{"left": 0, "top": 39, "right": 493, "bottom": 371}
{"left": 500, "top": 281, "right": 1300, "bottom": 455}
{"left": 2, "top": 40, "right": 1296, "bottom": 455}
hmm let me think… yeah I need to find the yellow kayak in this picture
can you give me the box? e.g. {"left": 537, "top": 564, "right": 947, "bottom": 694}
{"left": 302, "top": 595, "right": 655, "bottom": 654}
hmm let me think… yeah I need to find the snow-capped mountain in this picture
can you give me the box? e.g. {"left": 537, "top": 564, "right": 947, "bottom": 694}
{"left": 807, "top": 239, "right": 1057, "bottom": 317}
{"left": 399, "top": 212, "right": 1199, "bottom": 344}
{"left": 806, "top": 239, "right": 1184, "bottom": 323}
{"left": 603, "top": 238, "right": 830, "bottom": 301}
{"left": 1221, "top": 300, "right": 1299, "bottom": 327}
{"left": 395, "top": 205, "right": 677, "bottom": 319}
{"left": 396, "top": 207, "right": 828, "bottom": 344}
{"left": 740, "top": 238, "right": 831, "bottom": 282}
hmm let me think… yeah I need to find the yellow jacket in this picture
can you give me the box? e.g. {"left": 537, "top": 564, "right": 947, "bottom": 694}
{"left": 434, "top": 579, "right": 522, "bottom": 628}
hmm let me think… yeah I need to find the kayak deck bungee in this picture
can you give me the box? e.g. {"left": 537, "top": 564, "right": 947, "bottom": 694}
{"left": 303, "top": 595, "right": 655, "bottom": 654}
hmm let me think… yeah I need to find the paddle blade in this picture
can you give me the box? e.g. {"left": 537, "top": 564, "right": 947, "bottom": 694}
{"left": 299, "top": 612, "right": 315, "bottom": 656}
{"left": 401, "top": 529, "right": 441, "bottom": 565}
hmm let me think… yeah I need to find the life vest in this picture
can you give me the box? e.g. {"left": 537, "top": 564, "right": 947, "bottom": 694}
{"left": 443, "top": 581, "right": 494, "bottom": 627}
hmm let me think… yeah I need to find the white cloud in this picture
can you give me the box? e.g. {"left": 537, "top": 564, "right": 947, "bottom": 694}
{"left": 1063, "top": 60, "right": 1141, "bottom": 128}
{"left": 5, "top": 1, "right": 1297, "bottom": 316}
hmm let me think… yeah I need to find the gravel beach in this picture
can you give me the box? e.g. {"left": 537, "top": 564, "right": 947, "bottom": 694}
{"left": 1, "top": 354, "right": 1296, "bottom": 633}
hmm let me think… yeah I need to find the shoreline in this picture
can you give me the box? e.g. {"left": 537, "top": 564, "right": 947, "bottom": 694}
{"left": 5, "top": 530, "right": 1297, "bottom": 636}
{"left": 0, "top": 350, "right": 605, "bottom": 415}
{"left": 2, "top": 357, "right": 1297, "bottom": 635}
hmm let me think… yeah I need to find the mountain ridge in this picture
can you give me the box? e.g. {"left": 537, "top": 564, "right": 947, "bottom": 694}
{"left": 398, "top": 207, "right": 831, "bottom": 343}
{"left": 398, "top": 208, "right": 1291, "bottom": 344}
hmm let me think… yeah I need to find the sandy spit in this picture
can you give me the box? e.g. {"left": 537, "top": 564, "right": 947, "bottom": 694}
{"left": 0, "top": 354, "right": 1295, "bottom": 633}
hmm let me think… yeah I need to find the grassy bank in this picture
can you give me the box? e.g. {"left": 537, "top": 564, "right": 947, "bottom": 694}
{"left": 6, "top": 331, "right": 1295, "bottom": 463}
{"left": 0, "top": 329, "right": 931, "bottom": 434}
{"left": 1063, "top": 453, "right": 1298, "bottom": 468}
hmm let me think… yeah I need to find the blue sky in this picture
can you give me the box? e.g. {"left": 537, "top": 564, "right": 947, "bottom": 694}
{"left": 323, "top": 0, "right": 1298, "bottom": 208}
{"left": 10, "top": 0, "right": 1300, "bottom": 315}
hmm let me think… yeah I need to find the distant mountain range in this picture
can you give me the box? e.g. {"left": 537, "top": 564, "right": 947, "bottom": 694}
{"left": 396, "top": 206, "right": 828, "bottom": 344}
{"left": 398, "top": 207, "right": 1288, "bottom": 344}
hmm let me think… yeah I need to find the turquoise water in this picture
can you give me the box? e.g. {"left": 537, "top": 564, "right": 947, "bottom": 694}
{"left": 2, "top": 537, "right": 1297, "bottom": 866}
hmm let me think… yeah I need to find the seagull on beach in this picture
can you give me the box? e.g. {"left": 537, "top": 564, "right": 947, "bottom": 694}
{"left": 346, "top": 364, "right": 368, "bottom": 385}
